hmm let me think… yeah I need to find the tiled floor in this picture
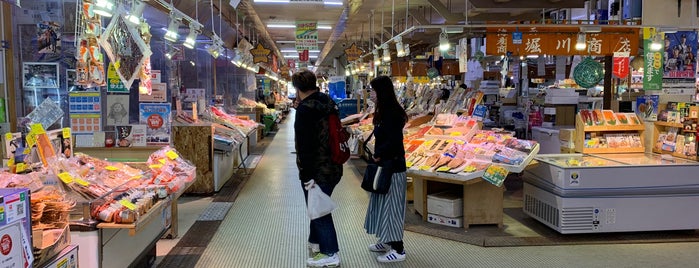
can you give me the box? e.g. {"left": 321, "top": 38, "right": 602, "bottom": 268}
{"left": 160, "top": 111, "right": 699, "bottom": 267}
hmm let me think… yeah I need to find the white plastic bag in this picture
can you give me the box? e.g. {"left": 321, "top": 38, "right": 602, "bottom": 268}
{"left": 307, "top": 186, "right": 338, "bottom": 220}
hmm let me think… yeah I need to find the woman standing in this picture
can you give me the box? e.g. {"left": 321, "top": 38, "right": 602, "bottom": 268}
{"left": 364, "top": 76, "right": 409, "bottom": 263}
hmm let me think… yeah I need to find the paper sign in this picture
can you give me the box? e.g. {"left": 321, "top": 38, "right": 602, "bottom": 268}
{"left": 436, "top": 166, "right": 451, "bottom": 172}
{"left": 105, "top": 166, "right": 119, "bottom": 171}
{"left": 74, "top": 178, "right": 90, "bottom": 186}
{"left": 166, "top": 150, "right": 179, "bottom": 160}
{"left": 119, "top": 199, "right": 137, "bottom": 210}
{"left": 482, "top": 165, "right": 509, "bottom": 187}
{"left": 58, "top": 172, "right": 74, "bottom": 184}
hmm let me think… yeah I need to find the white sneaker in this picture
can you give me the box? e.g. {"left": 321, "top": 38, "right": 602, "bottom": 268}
{"left": 307, "top": 252, "right": 340, "bottom": 267}
{"left": 377, "top": 249, "right": 406, "bottom": 263}
{"left": 368, "top": 243, "right": 390, "bottom": 252}
{"left": 308, "top": 243, "right": 320, "bottom": 254}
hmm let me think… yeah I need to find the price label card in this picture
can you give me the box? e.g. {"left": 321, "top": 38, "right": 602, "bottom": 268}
{"left": 58, "top": 172, "right": 74, "bottom": 184}
{"left": 455, "top": 140, "right": 465, "bottom": 145}
{"left": 105, "top": 166, "right": 119, "bottom": 171}
{"left": 419, "top": 165, "right": 432, "bottom": 171}
{"left": 131, "top": 175, "right": 143, "bottom": 180}
{"left": 149, "top": 164, "right": 163, "bottom": 169}
{"left": 450, "top": 132, "right": 462, "bottom": 136}
{"left": 74, "top": 178, "right": 90, "bottom": 186}
{"left": 4, "top": 133, "right": 12, "bottom": 141}
{"left": 15, "top": 163, "right": 26, "bottom": 173}
{"left": 119, "top": 199, "right": 137, "bottom": 211}
{"left": 29, "top": 123, "right": 46, "bottom": 134}
{"left": 62, "top": 128, "right": 71, "bottom": 138}
{"left": 159, "top": 159, "right": 166, "bottom": 164}
{"left": 166, "top": 150, "right": 180, "bottom": 160}
{"left": 482, "top": 165, "right": 509, "bottom": 187}
{"left": 406, "top": 161, "right": 414, "bottom": 168}
{"left": 436, "top": 166, "right": 451, "bottom": 172}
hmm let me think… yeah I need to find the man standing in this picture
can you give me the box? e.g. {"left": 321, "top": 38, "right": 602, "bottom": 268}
{"left": 293, "top": 69, "right": 343, "bottom": 267}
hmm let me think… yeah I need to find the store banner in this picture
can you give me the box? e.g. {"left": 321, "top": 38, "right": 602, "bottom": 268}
{"left": 288, "top": 59, "right": 296, "bottom": 69}
{"left": 643, "top": 28, "right": 663, "bottom": 90}
{"left": 485, "top": 26, "right": 639, "bottom": 56}
{"left": 271, "top": 54, "right": 279, "bottom": 73}
{"left": 107, "top": 63, "right": 128, "bottom": 93}
{"left": 299, "top": 50, "right": 310, "bottom": 62}
{"left": 250, "top": 43, "right": 271, "bottom": 64}
{"left": 613, "top": 52, "right": 630, "bottom": 78}
{"left": 663, "top": 31, "right": 697, "bottom": 78}
{"left": 457, "top": 38, "right": 468, "bottom": 73}
{"left": 295, "top": 21, "right": 318, "bottom": 51}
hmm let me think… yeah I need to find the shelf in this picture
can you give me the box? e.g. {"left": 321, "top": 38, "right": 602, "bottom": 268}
{"left": 579, "top": 147, "right": 646, "bottom": 154}
{"left": 97, "top": 198, "right": 169, "bottom": 236}
{"left": 655, "top": 121, "right": 684, "bottom": 128}
{"left": 652, "top": 149, "right": 699, "bottom": 161}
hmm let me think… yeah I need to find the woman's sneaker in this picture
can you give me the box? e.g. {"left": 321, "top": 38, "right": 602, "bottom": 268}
{"left": 377, "top": 249, "right": 406, "bottom": 263}
{"left": 368, "top": 243, "right": 390, "bottom": 252}
{"left": 307, "top": 252, "right": 340, "bottom": 267}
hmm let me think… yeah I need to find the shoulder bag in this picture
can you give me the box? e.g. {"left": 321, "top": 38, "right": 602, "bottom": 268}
{"left": 361, "top": 130, "right": 393, "bottom": 194}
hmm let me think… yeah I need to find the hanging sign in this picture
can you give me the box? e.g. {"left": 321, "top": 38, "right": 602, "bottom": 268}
{"left": 295, "top": 21, "right": 318, "bottom": 51}
{"left": 299, "top": 50, "right": 310, "bottom": 62}
{"left": 107, "top": 63, "right": 128, "bottom": 93}
{"left": 512, "top": 31, "right": 523, "bottom": 45}
{"left": 271, "top": 54, "right": 279, "bottom": 73}
{"left": 613, "top": 52, "right": 630, "bottom": 78}
{"left": 287, "top": 59, "right": 296, "bottom": 69}
{"left": 457, "top": 38, "right": 468, "bottom": 73}
{"left": 486, "top": 26, "right": 639, "bottom": 56}
{"left": 344, "top": 43, "right": 363, "bottom": 62}
{"left": 643, "top": 28, "right": 663, "bottom": 90}
{"left": 250, "top": 43, "right": 271, "bottom": 64}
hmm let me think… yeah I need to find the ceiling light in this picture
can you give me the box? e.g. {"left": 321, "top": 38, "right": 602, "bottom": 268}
{"left": 395, "top": 36, "right": 405, "bottom": 57}
{"left": 183, "top": 24, "right": 201, "bottom": 49}
{"left": 276, "top": 40, "right": 325, "bottom": 44}
{"left": 254, "top": 0, "right": 290, "bottom": 3}
{"left": 284, "top": 55, "right": 318, "bottom": 59}
{"left": 165, "top": 47, "right": 176, "bottom": 60}
{"left": 280, "top": 49, "right": 320, "bottom": 53}
{"left": 190, "top": 60, "right": 196, "bottom": 66}
{"left": 324, "top": 1, "right": 343, "bottom": 6}
{"left": 580, "top": 26, "right": 602, "bottom": 33}
{"left": 164, "top": 15, "right": 182, "bottom": 43}
{"left": 650, "top": 34, "right": 663, "bottom": 51}
{"left": 317, "top": 25, "right": 332, "bottom": 30}
{"left": 382, "top": 46, "right": 391, "bottom": 62}
{"left": 207, "top": 36, "right": 224, "bottom": 58}
{"left": 575, "top": 33, "right": 586, "bottom": 51}
{"left": 439, "top": 31, "right": 450, "bottom": 51}
{"left": 373, "top": 50, "right": 380, "bottom": 65}
{"left": 345, "top": 69, "right": 350, "bottom": 76}
{"left": 93, "top": 0, "right": 115, "bottom": 17}
{"left": 267, "top": 24, "right": 331, "bottom": 29}
{"left": 126, "top": 0, "right": 146, "bottom": 25}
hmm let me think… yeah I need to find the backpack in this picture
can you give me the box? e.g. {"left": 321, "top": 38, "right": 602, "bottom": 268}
{"left": 328, "top": 112, "right": 351, "bottom": 165}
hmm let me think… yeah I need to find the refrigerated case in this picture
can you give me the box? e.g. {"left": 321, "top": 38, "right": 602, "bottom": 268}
{"left": 524, "top": 153, "right": 699, "bottom": 234}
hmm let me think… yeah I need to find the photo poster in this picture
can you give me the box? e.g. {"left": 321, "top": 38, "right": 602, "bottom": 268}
{"left": 139, "top": 103, "right": 171, "bottom": 146}
{"left": 69, "top": 92, "right": 102, "bottom": 134}
{"left": 115, "top": 125, "right": 147, "bottom": 147}
{"left": 636, "top": 95, "right": 659, "bottom": 121}
{"left": 106, "top": 95, "right": 130, "bottom": 126}
{"left": 36, "top": 21, "right": 62, "bottom": 54}
{"left": 139, "top": 82, "right": 167, "bottom": 102}
{"left": 663, "top": 31, "right": 697, "bottom": 78}
{"left": 22, "top": 62, "right": 59, "bottom": 88}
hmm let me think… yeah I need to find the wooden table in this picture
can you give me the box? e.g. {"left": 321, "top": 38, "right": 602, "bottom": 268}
{"left": 409, "top": 171, "right": 504, "bottom": 229}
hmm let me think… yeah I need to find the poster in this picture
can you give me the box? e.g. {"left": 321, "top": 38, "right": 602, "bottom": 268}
{"left": 36, "top": 21, "right": 61, "bottom": 54}
{"left": 69, "top": 92, "right": 101, "bottom": 133}
{"left": 663, "top": 31, "right": 697, "bottom": 78}
{"left": 107, "top": 62, "right": 128, "bottom": 93}
{"left": 106, "top": 95, "right": 130, "bottom": 125}
{"left": 295, "top": 21, "right": 318, "bottom": 51}
{"left": 23, "top": 62, "right": 59, "bottom": 88}
{"left": 636, "top": 95, "right": 659, "bottom": 121}
{"left": 643, "top": 28, "right": 663, "bottom": 90}
{"left": 184, "top": 88, "right": 206, "bottom": 102}
{"left": 115, "top": 125, "right": 146, "bottom": 147}
{"left": 139, "top": 82, "right": 167, "bottom": 102}
{"left": 139, "top": 103, "right": 171, "bottom": 146}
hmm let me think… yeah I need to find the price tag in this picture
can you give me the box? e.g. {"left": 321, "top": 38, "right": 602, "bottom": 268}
{"left": 166, "top": 150, "right": 180, "bottom": 160}
{"left": 463, "top": 165, "right": 477, "bottom": 173}
{"left": 455, "top": 140, "right": 465, "bottom": 145}
{"left": 58, "top": 172, "right": 74, "bottom": 184}
{"left": 436, "top": 166, "right": 451, "bottom": 172}
{"left": 15, "top": 163, "right": 26, "bottom": 173}
{"left": 159, "top": 159, "right": 166, "bottom": 164}
{"left": 25, "top": 134, "right": 37, "bottom": 148}
{"left": 62, "top": 128, "right": 71, "bottom": 138}
{"left": 7, "top": 158, "right": 14, "bottom": 167}
{"left": 131, "top": 175, "right": 143, "bottom": 180}
{"left": 482, "top": 165, "right": 509, "bottom": 187}
{"left": 406, "top": 161, "right": 414, "bottom": 168}
{"left": 105, "top": 166, "right": 119, "bottom": 171}
{"left": 74, "top": 178, "right": 90, "bottom": 186}
{"left": 419, "top": 165, "right": 432, "bottom": 170}
{"left": 4, "top": 133, "right": 12, "bottom": 141}
{"left": 450, "top": 132, "right": 462, "bottom": 136}
{"left": 119, "top": 199, "right": 137, "bottom": 211}
{"left": 29, "top": 124, "right": 46, "bottom": 134}
{"left": 22, "top": 148, "right": 30, "bottom": 155}
{"left": 149, "top": 164, "right": 163, "bottom": 169}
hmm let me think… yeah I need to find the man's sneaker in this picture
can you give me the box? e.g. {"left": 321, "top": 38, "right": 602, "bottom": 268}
{"left": 368, "top": 243, "right": 390, "bottom": 252}
{"left": 377, "top": 249, "right": 406, "bottom": 263}
{"left": 307, "top": 252, "right": 340, "bottom": 267}
{"left": 308, "top": 243, "right": 320, "bottom": 254}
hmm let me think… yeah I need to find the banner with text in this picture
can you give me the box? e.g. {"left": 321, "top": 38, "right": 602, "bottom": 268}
{"left": 643, "top": 28, "right": 663, "bottom": 90}
{"left": 295, "top": 21, "right": 318, "bottom": 51}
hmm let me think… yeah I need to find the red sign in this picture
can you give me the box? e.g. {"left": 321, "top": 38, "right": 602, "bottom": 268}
{"left": 299, "top": 50, "right": 309, "bottom": 62}
{"left": 147, "top": 114, "right": 164, "bottom": 129}
{"left": 271, "top": 54, "right": 279, "bottom": 73}
{"left": 288, "top": 59, "right": 296, "bottom": 69}
{"left": 613, "top": 53, "right": 630, "bottom": 78}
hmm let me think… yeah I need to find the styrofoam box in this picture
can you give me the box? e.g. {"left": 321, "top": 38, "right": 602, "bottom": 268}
{"left": 544, "top": 95, "right": 579, "bottom": 105}
{"left": 427, "top": 213, "right": 463, "bottom": 228}
{"left": 545, "top": 88, "right": 576, "bottom": 97}
{"left": 427, "top": 191, "right": 463, "bottom": 218}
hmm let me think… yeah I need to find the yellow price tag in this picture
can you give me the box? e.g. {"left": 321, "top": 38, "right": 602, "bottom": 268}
{"left": 74, "top": 178, "right": 90, "bottom": 186}
{"left": 15, "top": 163, "right": 26, "bottom": 173}
{"left": 166, "top": 150, "right": 179, "bottom": 160}
{"left": 119, "top": 199, "right": 137, "bottom": 211}
{"left": 406, "top": 161, "right": 414, "bottom": 168}
{"left": 105, "top": 166, "right": 119, "bottom": 171}
{"left": 29, "top": 124, "right": 46, "bottom": 134}
{"left": 4, "top": 133, "right": 12, "bottom": 141}
{"left": 131, "top": 174, "right": 143, "bottom": 180}
{"left": 0, "top": 207, "right": 4, "bottom": 213}
{"left": 419, "top": 165, "right": 432, "bottom": 170}
{"left": 446, "top": 140, "right": 454, "bottom": 144}
{"left": 158, "top": 159, "right": 166, "bottom": 164}
{"left": 456, "top": 140, "right": 465, "bottom": 145}
{"left": 436, "top": 166, "right": 451, "bottom": 172}
{"left": 463, "top": 166, "right": 477, "bottom": 173}
{"left": 149, "top": 164, "right": 163, "bottom": 169}
{"left": 450, "top": 132, "right": 462, "bottom": 136}
{"left": 62, "top": 128, "right": 71, "bottom": 138}
{"left": 26, "top": 134, "right": 37, "bottom": 148}
{"left": 58, "top": 172, "right": 74, "bottom": 184}
{"left": 7, "top": 158, "right": 14, "bottom": 167}
{"left": 22, "top": 148, "right": 30, "bottom": 155}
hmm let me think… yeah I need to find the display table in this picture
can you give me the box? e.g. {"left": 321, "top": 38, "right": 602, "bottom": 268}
{"left": 75, "top": 146, "right": 162, "bottom": 162}
{"left": 409, "top": 170, "right": 503, "bottom": 229}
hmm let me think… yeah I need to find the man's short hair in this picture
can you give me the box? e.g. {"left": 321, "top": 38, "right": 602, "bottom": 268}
{"left": 292, "top": 70, "right": 317, "bottom": 93}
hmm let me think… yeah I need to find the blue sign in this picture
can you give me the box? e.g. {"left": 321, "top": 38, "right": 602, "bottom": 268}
{"left": 512, "top": 32, "right": 523, "bottom": 45}
{"left": 473, "top": 105, "right": 488, "bottom": 121}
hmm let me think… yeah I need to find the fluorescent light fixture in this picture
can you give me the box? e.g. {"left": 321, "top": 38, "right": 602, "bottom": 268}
{"left": 658, "top": 27, "right": 678, "bottom": 33}
{"left": 183, "top": 24, "right": 201, "bottom": 49}
{"left": 126, "top": 0, "right": 146, "bottom": 25}
{"left": 526, "top": 55, "right": 539, "bottom": 59}
{"left": 382, "top": 46, "right": 390, "bottom": 62}
{"left": 324, "top": 1, "right": 343, "bottom": 6}
{"left": 267, "top": 24, "right": 331, "bottom": 29}
{"left": 284, "top": 55, "right": 318, "bottom": 59}
{"left": 395, "top": 36, "right": 406, "bottom": 57}
{"left": 580, "top": 26, "right": 602, "bottom": 33}
{"left": 575, "top": 33, "right": 586, "bottom": 51}
{"left": 93, "top": 0, "right": 115, "bottom": 17}
{"left": 439, "top": 31, "right": 450, "bottom": 51}
{"left": 164, "top": 16, "right": 182, "bottom": 43}
{"left": 276, "top": 40, "right": 324, "bottom": 44}
{"left": 254, "top": 0, "right": 290, "bottom": 3}
{"left": 280, "top": 49, "right": 320, "bottom": 53}
{"left": 373, "top": 50, "right": 380, "bottom": 65}
{"left": 317, "top": 25, "right": 332, "bottom": 30}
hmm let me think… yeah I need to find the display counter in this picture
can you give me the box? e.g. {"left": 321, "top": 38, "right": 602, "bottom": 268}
{"left": 524, "top": 153, "right": 699, "bottom": 234}
{"left": 74, "top": 146, "right": 162, "bottom": 162}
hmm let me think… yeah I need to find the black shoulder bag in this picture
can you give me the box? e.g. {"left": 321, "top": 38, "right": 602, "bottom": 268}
{"left": 361, "top": 130, "right": 393, "bottom": 194}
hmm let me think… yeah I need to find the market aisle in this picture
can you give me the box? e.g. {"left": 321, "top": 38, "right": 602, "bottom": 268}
{"left": 195, "top": 109, "right": 699, "bottom": 268}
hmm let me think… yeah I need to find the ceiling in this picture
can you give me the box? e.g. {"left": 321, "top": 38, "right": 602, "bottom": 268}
{"left": 158, "top": 0, "right": 589, "bottom": 75}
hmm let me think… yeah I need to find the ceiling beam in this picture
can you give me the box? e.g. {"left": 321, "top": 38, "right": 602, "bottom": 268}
{"left": 408, "top": 10, "right": 430, "bottom": 25}
{"left": 425, "top": 0, "right": 465, "bottom": 23}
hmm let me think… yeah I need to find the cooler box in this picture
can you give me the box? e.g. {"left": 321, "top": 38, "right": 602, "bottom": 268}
{"left": 41, "top": 244, "right": 78, "bottom": 268}
{"left": 531, "top": 127, "right": 561, "bottom": 154}
{"left": 427, "top": 191, "right": 463, "bottom": 218}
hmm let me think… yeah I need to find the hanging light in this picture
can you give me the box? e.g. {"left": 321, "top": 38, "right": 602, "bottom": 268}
{"left": 207, "top": 36, "right": 224, "bottom": 58}
{"left": 164, "top": 15, "right": 182, "bottom": 43}
{"left": 183, "top": 24, "right": 201, "bottom": 49}
{"left": 650, "top": 33, "right": 663, "bottom": 51}
{"left": 165, "top": 46, "right": 176, "bottom": 60}
{"left": 575, "top": 33, "right": 587, "bottom": 51}
{"left": 439, "top": 30, "right": 450, "bottom": 51}
{"left": 382, "top": 46, "right": 390, "bottom": 62}
{"left": 395, "top": 36, "right": 405, "bottom": 57}
{"left": 126, "top": 0, "right": 146, "bottom": 25}
{"left": 373, "top": 50, "right": 381, "bottom": 65}
{"left": 93, "top": 0, "right": 115, "bottom": 17}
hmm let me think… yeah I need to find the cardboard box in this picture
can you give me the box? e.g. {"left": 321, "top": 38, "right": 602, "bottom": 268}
{"left": 561, "top": 147, "right": 577, "bottom": 153}
{"left": 559, "top": 128, "right": 576, "bottom": 142}
{"left": 41, "top": 244, "right": 78, "bottom": 268}
{"left": 560, "top": 139, "right": 575, "bottom": 149}
{"left": 33, "top": 224, "right": 70, "bottom": 266}
{"left": 427, "top": 191, "right": 463, "bottom": 218}
{"left": 427, "top": 213, "right": 463, "bottom": 228}
{"left": 0, "top": 222, "right": 27, "bottom": 268}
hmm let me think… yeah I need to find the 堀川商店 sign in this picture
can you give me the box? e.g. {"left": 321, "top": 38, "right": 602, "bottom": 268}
{"left": 485, "top": 26, "right": 639, "bottom": 56}
{"left": 295, "top": 21, "right": 318, "bottom": 51}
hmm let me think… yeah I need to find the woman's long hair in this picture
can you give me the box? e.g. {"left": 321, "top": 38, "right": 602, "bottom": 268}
{"left": 370, "top": 76, "right": 408, "bottom": 125}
